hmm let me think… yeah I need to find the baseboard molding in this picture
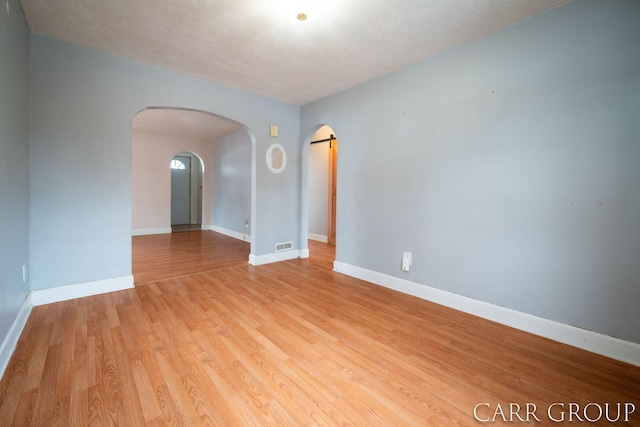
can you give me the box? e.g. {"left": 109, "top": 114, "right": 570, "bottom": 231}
{"left": 0, "top": 294, "right": 33, "bottom": 380}
{"left": 299, "top": 248, "right": 310, "bottom": 259}
{"left": 308, "top": 233, "right": 328, "bottom": 243}
{"left": 205, "top": 225, "right": 251, "bottom": 242}
{"left": 132, "top": 227, "right": 172, "bottom": 236}
{"left": 31, "top": 275, "right": 135, "bottom": 306}
{"left": 249, "top": 250, "right": 302, "bottom": 266}
{"left": 333, "top": 261, "right": 640, "bottom": 367}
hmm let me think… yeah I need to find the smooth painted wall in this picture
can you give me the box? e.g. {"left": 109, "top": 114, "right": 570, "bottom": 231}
{"left": 212, "top": 129, "right": 252, "bottom": 236}
{"left": 301, "top": 0, "right": 640, "bottom": 344}
{"left": 29, "top": 34, "right": 300, "bottom": 291}
{"left": 0, "top": 0, "right": 30, "bottom": 345}
{"left": 132, "top": 130, "right": 213, "bottom": 233}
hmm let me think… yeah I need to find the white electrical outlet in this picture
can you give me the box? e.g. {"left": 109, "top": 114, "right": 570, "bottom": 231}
{"left": 402, "top": 252, "right": 412, "bottom": 271}
{"left": 22, "top": 264, "right": 27, "bottom": 282}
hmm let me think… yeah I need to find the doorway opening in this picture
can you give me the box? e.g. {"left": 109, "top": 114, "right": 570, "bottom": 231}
{"left": 171, "top": 151, "right": 204, "bottom": 232}
{"left": 131, "top": 106, "right": 257, "bottom": 267}
{"left": 305, "top": 125, "right": 338, "bottom": 257}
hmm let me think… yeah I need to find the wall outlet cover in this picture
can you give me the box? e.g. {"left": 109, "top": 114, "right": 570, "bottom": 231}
{"left": 402, "top": 252, "right": 412, "bottom": 271}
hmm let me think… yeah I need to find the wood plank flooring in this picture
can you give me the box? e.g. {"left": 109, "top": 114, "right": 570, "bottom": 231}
{"left": 1, "top": 231, "right": 639, "bottom": 426}
{"left": 132, "top": 231, "right": 250, "bottom": 284}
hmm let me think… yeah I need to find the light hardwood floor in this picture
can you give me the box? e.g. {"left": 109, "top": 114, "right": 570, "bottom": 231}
{"left": 1, "top": 231, "right": 639, "bottom": 426}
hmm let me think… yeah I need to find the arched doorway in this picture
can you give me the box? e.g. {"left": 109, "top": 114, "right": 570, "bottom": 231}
{"left": 308, "top": 126, "right": 337, "bottom": 244}
{"left": 170, "top": 151, "right": 204, "bottom": 231}
{"left": 301, "top": 124, "right": 338, "bottom": 260}
{"left": 131, "top": 106, "right": 257, "bottom": 261}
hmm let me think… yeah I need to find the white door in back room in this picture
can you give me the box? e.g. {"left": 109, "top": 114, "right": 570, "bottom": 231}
{"left": 171, "top": 155, "right": 191, "bottom": 225}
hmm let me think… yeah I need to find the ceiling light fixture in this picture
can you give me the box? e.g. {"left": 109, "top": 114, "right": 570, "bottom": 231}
{"left": 277, "top": 0, "right": 339, "bottom": 23}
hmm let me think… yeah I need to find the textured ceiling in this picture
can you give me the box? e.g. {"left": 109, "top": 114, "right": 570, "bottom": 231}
{"left": 20, "top": 0, "right": 571, "bottom": 106}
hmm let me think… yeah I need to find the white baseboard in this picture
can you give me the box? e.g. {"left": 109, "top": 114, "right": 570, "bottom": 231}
{"left": 249, "top": 250, "right": 303, "bottom": 266}
{"left": 132, "top": 227, "right": 172, "bottom": 236}
{"left": 0, "top": 294, "right": 33, "bottom": 380}
{"left": 299, "top": 248, "right": 310, "bottom": 259}
{"left": 333, "top": 261, "right": 640, "bottom": 367}
{"left": 31, "top": 275, "right": 134, "bottom": 306}
{"left": 308, "top": 233, "right": 328, "bottom": 243}
{"left": 204, "top": 225, "right": 251, "bottom": 242}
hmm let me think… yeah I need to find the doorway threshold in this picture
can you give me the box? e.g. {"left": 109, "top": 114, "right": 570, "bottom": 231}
{"left": 172, "top": 224, "right": 202, "bottom": 233}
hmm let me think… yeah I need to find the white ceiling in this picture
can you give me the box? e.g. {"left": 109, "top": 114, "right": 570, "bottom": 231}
{"left": 20, "top": 0, "right": 571, "bottom": 106}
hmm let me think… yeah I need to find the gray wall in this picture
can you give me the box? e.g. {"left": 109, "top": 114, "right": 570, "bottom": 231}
{"left": 0, "top": 0, "right": 30, "bottom": 345}
{"left": 212, "top": 129, "right": 252, "bottom": 235}
{"left": 301, "top": 0, "right": 640, "bottom": 344}
{"left": 29, "top": 34, "right": 300, "bottom": 291}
